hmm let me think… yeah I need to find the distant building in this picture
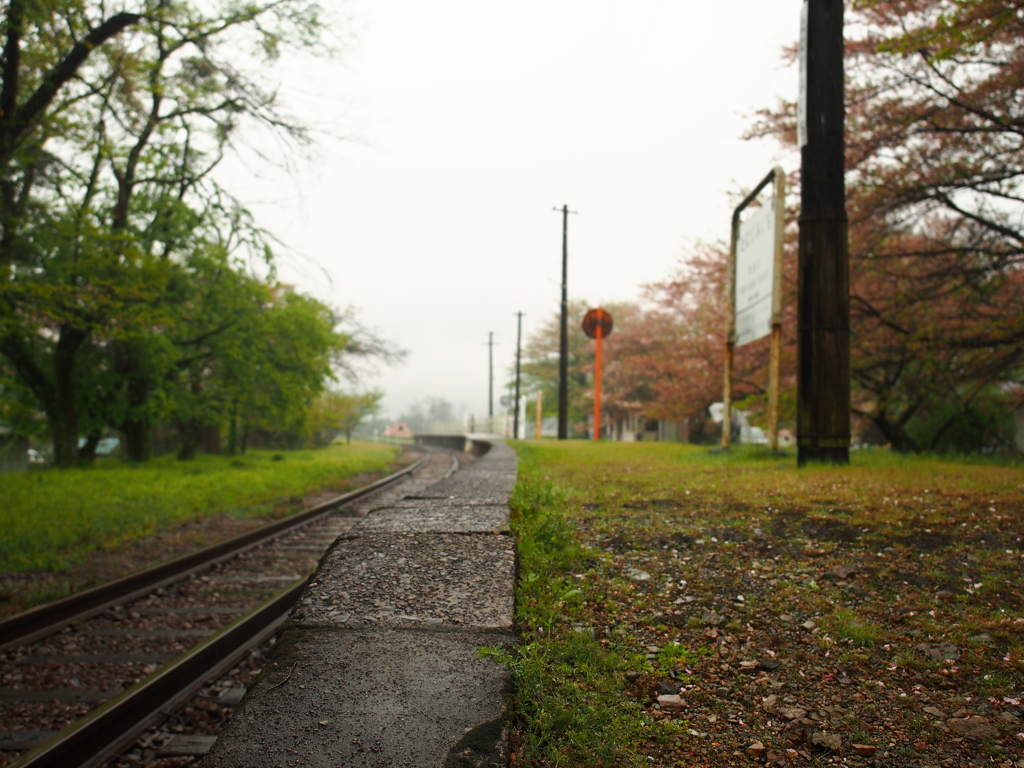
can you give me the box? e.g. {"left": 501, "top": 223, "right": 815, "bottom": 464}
{"left": 609, "top": 416, "right": 687, "bottom": 442}
{"left": 383, "top": 423, "right": 414, "bottom": 438}
{"left": 611, "top": 416, "right": 659, "bottom": 442}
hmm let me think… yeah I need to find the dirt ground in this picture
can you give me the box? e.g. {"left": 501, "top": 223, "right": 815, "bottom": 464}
{"left": 527, "top": 443, "right": 1024, "bottom": 767}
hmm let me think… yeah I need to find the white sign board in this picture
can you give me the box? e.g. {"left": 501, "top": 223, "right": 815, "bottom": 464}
{"left": 798, "top": 0, "right": 809, "bottom": 149}
{"left": 735, "top": 197, "right": 777, "bottom": 347}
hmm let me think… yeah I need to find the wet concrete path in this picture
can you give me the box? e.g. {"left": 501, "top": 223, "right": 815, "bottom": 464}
{"left": 201, "top": 440, "right": 517, "bottom": 768}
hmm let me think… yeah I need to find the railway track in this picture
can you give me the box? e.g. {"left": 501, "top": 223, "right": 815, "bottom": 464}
{"left": 0, "top": 445, "right": 466, "bottom": 768}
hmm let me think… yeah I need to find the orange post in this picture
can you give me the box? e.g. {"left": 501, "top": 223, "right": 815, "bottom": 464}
{"left": 594, "top": 322, "right": 602, "bottom": 441}
{"left": 582, "top": 307, "right": 613, "bottom": 441}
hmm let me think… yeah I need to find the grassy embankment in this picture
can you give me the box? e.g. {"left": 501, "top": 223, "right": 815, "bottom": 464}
{"left": 0, "top": 442, "right": 399, "bottom": 576}
{"left": 503, "top": 441, "right": 1024, "bottom": 767}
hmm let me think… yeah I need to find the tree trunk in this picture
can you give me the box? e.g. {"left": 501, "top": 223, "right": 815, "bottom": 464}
{"left": 1, "top": 328, "right": 89, "bottom": 467}
{"left": 870, "top": 410, "right": 920, "bottom": 452}
{"left": 227, "top": 399, "right": 239, "bottom": 455}
{"left": 176, "top": 363, "right": 205, "bottom": 460}
{"left": 202, "top": 423, "right": 221, "bottom": 454}
{"left": 50, "top": 401, "right": 78, "bottom": 467}
{"left": 51, "top": 325, "right": 89, "bottom": 467}
{"left": 177, "top": 416, "right": 201, "bottom": 461}
{"left": 112, "top": 338, "right": 159, "bottom": 462}
{"left": 120, "top": 417, "right": 151, "bottom": 462}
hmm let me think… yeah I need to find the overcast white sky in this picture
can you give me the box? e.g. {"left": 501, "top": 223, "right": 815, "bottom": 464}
{"left": 219, "top": 0, "right": 803, "bottom": 421}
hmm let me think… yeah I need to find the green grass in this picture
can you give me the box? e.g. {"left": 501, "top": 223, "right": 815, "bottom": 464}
{"left": 0, "top": 442, "right": 398, "bottom": 573}
{"left": 501, "top": 444, "right": 675, "bottom": 768}
{"left": 823, "top": 607, "right": 883, "bottom": 647}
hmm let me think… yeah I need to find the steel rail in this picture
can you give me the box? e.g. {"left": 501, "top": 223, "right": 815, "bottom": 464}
{"left": 10, "top": 577, "right": 308, "bottom": 768}
{"left": 0, "top": 450, "right": 431, "bottom": 652}
{"left": 443, "top": 452, "right": 460, "bottom": 479}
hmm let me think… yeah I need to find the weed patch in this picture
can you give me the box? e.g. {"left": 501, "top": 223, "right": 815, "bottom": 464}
{"left": 504, "top": 444, "right": 668, "bottom": 766}
{"left": 822, "top": 608, "right": 883, "bottom": 647}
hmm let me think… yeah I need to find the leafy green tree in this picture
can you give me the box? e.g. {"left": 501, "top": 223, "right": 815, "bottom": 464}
{"left": 161, "top": 252, "right": 348, "bottom": 460}
{"left": 309, "top": 391, "right": 383, "bottom": 446}
{"left": 0, "top": 0, "right": 152, "bottom": 465}
{"left": 0, "top": 0, "right": 332, "bottom": 465}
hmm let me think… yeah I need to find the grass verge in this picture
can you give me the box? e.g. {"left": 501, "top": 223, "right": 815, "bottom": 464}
{"left": 495, "top": 443, "right": 675, "bottom": 767}
{"left": 0, "top": 442, "right": 399, "bottom": 574}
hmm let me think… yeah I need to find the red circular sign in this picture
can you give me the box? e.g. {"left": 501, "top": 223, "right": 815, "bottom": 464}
{"left": 582, "top": 308, "right": 613, "bottom": 339}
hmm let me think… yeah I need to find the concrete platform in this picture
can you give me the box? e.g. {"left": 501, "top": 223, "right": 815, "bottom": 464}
{"left": 391, "top": 496, "right": 512, "bottom": 507}
{"left": 201, "top": 439, "right": 518, "bottom": 768}
{"left": 425, "top": 474, "right": 517, "bottom": 500}
{"left": 358, "top": 504, "right": 511, "bottom": 533}
{"left": 384, "top": 497, "right": 510, "bottom": 508}
{"left": 425, "top": 481, "right": 516, "bottom": 501}
{"left": 202, "top": 627, "right": 515, "bottom": 768}
{"left": 291, "top": 531, "right": 514, "bottom": 629}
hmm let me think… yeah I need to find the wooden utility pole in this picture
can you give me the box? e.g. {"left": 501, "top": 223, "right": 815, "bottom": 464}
{"left": 798, "top": 0, "right": 850, "bottom": 465}
{"left": 513, "top": 312, "right": 523, "bottom": 439}
{"left": 553, "top": 204, "right": 576, "bottom": 440}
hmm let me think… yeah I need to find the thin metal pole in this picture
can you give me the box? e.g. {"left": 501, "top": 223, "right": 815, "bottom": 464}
{"left": 594, "top": 320, "right": 602, "bottom": 441}
{"left": 558, "top": 205, "right": 569, "bottom": 440}
{"left": 488, "top": 331, "right": 494, "bottom": 419}
{"left": 513, "top": 312, "right": 523, "bottom": 439}
{"left": 798, "top": 0, "right": 849, "bottom": 466}
{"left": 768, "top": 324, "right": 782, "bottom": 450}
